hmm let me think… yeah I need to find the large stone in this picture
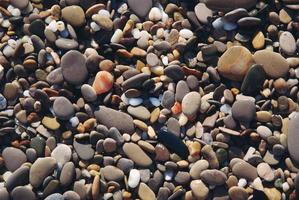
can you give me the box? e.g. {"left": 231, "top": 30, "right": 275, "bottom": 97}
{"left": 182, "top": 92, "right": 201, "bottom": 119}
{"left": 127, "top": 0, "right": 153, "bottom": 18}
{"left": 2, "top": 147, "right": 27, "bottom": 172}
{"left": 53, "top": 97, "right": 75, "bottom": 120}
{"left": 61, "top": 6, "right": 85, "bottom": 27}
{"left": 217, "top": 46, "right": 254, "bottom": 81}
{"left": 241, "top": 64, "right": 266, "bottom": 96}
{"left": 288, "top": 112, "right": 299, "bottom": 165}
{"left": 123, "top": 143, "right": 152, "bottom": 167}
{"left": 94, "top": 106, "right": 134, "bottom": 134}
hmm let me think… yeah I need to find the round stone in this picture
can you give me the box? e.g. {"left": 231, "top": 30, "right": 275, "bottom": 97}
{"left": 2, "top": 147, "right": 27, "bottom": 172}
{"left": 279, "top": 31, "right": 297, "bottom": 55}
{"left": 228, "top": 186, "right": 248, "bottom": 200}
{"left": 123, "top": 142, "right": 152, "bottom": 167}
{"left": 61, "top": 6, "right": 85, "bottom": 27}
{"left": 10, "top": 0, "right": 29, "bottom": 9}
{"left": 200, "top": 169, "right": 227, "bottom": 185}
{"left": 182, "top": 92, "right": 201, "bottom": 119}
{"left": 53, "top": 97, "right": 75, "bottom": 120}
{"left": 217, "top": 46, "right": 254, "bottom": 81}
{"left": 128, "top": 169, "right": 141, "bottom": 188}
{"left": 257, "top": 162, "right": 274, "bottom": 181}
{"left": 61, "top": 50, "right": 88, "bottom": 85}
{"left": 127, "top": 0, "right": 152, "bottom": 18}
{"left": 195, "top": 3, "right": 213, "bottom": 24}
{"left": 51, "top": 144, "right": 72, "bottom": 165}
{"left": 11, "top": 186, "right": 36, "bottom": 200}
{"left": 232, "top": 100, "right": 256, "bottom": 123}
{"left": 101, "top": 166, "right": 124, "bottom": 181}
{"left": 190, "top": 180, "right": 209, "bottom": 199}
{"left": 45, "top": 193, "right": 64, "bottom": 200}
{"left": 92, "top": 71, "right": 114, "bottom": 95}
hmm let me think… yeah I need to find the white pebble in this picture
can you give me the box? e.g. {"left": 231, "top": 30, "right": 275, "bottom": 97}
{"left": 0, "top": 65, "right": 4, "bottom": 81}
{"left": 117, "top": 3, "right": 128, "bottom": 14}
{"left": 161, "top": 11, "right": 169, "bottom": 23}
{"left": 128, "top": 169, "right": 140, "bottom": 188}
{"left": 31, "top": 121, "right": 40, "bottom": 128}
{"left": 0, "top": 109, "right": 14, "bottom": 116}
{"left": 128, "top": 98, "right": 143, "bottom": 106}
{"left": 23, "top": 90, "right": 30, "bottom": 97}
{"left": 90, "top": 21, "right": 100, "bottom": 32}
{"left": 162, "top": 56, "right": 168, "bottom": 65}
{"left": 1, "top": 19, "right": 11, "bottom": 28}
{"left": 121, "top": 93, "right": 129, "bottom": 105}
{"left": 2, "top": 171, "right": 12, "bottom": 182}
{"left": 164, "top": 170, "right": 173, "bottom": 181}
{"left": 149, "top": 7, "right": 162, "bottom": 21}
{"left": 7, "top": 5, "right": 14, "bottom": 12}
{"left": 110, "top": 29, "right": 123, "bottom": 43}
{"left": 11, "top": 8, "right": 21, "bottom": 17}
{"left": 8, "top": 39, "right": 17, "bottom": 48}
{"left": 238, "top": 178, "right": 247, "bottom": 187}
{"left": 56, "top": 21, "right": 65, "bottom": 32}
{"left": 282, "top": 182, "right": 289, "bottom": 192}
{"left": 98, "top": 9, "right": 110, "bottom": 18}
{"left": 220, "top": 104, "right": 232, "bottom": 114}
{"left": 132, "top": 28, "right": 141, "bottom": 39}
{"left": 3, "top": 45, "right": 14, "bottom": 57}
{"left": 48, "top": 20, "right": 58, "bottom": 32}
{"left": 179, "top": 29, "right": 193, "bottom": 39}
{"left": 149, "top": 97, "right": 160, "bottom": 107}
{"left": 70, "top": 117, "right": 79, "bottom": 127}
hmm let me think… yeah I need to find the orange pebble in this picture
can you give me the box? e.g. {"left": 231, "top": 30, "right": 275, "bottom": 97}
{"left": 92, "top": 71, "right": 114, "bottom": 95}
{"left": 171, "top": 102, "right": 182, "bottom": 114}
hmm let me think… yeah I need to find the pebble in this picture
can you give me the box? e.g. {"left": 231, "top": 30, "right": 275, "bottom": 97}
{"left": 200, "top": 169, "right": 227, "bottom": 185}
{"left": 257, "top": 126, "right": 272, "bottom": 140}
{"left": 11, "top": 186, "right": 36, "bottom": 200}
{"left": 182, "top": 92, "right": 201, "bottom": 119}
{"left": 53, "top": 97, "right": 75, "bottom": 120}
{"left": 128, "top": 169, "right": 141, "bottom": 188}
{"left": 42, "top": 117, "right": 60, "bottom": 130}
{"left": 123, "top": 142, "right": 152, "bottom": 167}
{"left": 164, "top": 65, "right": 184, "bottom": 81}
{"left": 61, "top": 6, "right": 85, "bottom": 27}
{"left": 10, "top": 0, "right": 29, "bottom": 10}
{"left": 102, "top": 166, "right": 124, "bottom": 181}
{"left": 73, "top": 140, "right": 94, "bottom": 160}
{"left": 138, "top": 183, "right": 156, "bottom": 200}
{"left": 148, "top": 7, "right": 162, "bottom": 22}
{"left": 288, "top": 112, "right": 299, "bottom": 164}
{"left": 94, "top": 106, "right": 134, "bottom": 134}
{"left": 61, "top": 50, "right": 88, "bottom": 85}
{"left": 253, "top": 50, "right": 289, "bottom": 78}
{"left": 45, "top": 193, "right": 64, "bottom": 200}
{"left": 232, "top": 160, "right": 258, "bottom": 181}
{"left": 60, "top": 162, "right": 75, "bottom": 187}
{"left": 228, "top": 186, "right": 248, "bottom": 200}
{"left": 232, "top": 100, "right": 256, "bottom": 123}
{"left": 51, "top": 144, "right": 72, "bottom": 165}
{"left": 30, "top": 157, "right": 57, "bottom": 188}
{"left": 92, "top": 14, "right": 113, "bottom": 31}
{"left": 241, "top": 64, "right": 266, "bottom": 96}
{"left": 2, "top": 147, "right": 27, "bottom": 172}
{"left": 6, "top": 166, "right": 30, "bottom": 191}
{"left": 92, "top": 71, "right": 114, "bottom": 95}
{"left": 55, "top": 38, "right": 79, "bottom": 50}
{"left": 264, "top": 188, "right": 281, "bottom": 200}
{"left": 195, "top": 3, "right": 212, "bottom": 24}
{"left": 190, "top": 160, "right": 209, "bottom": 179}
{"left": 127, "top": 106, "right": 150, "bottom": 120}
{"left": 206, "top": 0, "right": 257, "bottom": 11}
{"left": 252, "top": 31, "right": 265, "bottom": 49}
{"left": 217, "top": 46, "right": 254, "bottom": 81}
{"left": 81, "top": 84, "right": 97, "bottom": 102}
{"left": 0, "top": 188, "right": 9, "bottom": 200}
{"left": 257, "top": 162, "right": 274, "bottom": 181}
{"left": 279, "top": 31, "right": 297, "bottom": 55}
{"left": 127, "top": 0, "right": 152, "bottom": 18}
{"left": 190, "top": 180, "right": 209, "bottom": 199}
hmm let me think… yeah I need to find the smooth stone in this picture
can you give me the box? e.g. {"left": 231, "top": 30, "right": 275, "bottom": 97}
{"left": 256, "top": 126, "right": 272, "bottom": 140}
{"left": 42, "top": 117, "right": 60, "bottom": 130}
{"left": 164, "top": 65, "right": 185, "bottom": 81}
{"left": 257, "top": 162, "right": 274, "bottom": 181}
{"left": 11, "top": 186, "right": 36, "bottom": 200}
{"left": 252, "top": 31, "right": 265, "bottom": 49}
{"left": 55, "top": 38, "right": 79, "bottom": 50}
{"left": 30, "top": 157, "right": 57, "bottom": 188}
{"left": 146, "top": 53, "right": 159, "bottom": 67}
{"left": 206, "top": 0, "right": 256, "bottom": 11}
{"left": 53, "top": 97, "right": 75, "bottom": 120}
{"left": 217, "top": 46, "right": 254, "bottom": 81}
{"left": 3, "top": 83, "right": 18, "bottom": 100}
{"left": 92, "top": 71, "right": 114, "bottom": 95}
{"left": 194, "top": 3, "right": 213, "bottom": 24}
{"left": 263, "top": 150, "right": 279, "bottom": 165}
{"left": 73, "top": 140, "right": 94, "bottom": 160}
{"left": 46, "top": 68, "right": 64, "bottom": 85}
{"left": 157, "top": 129, "right": 189, "bottom": 159}
{"left": 63, "top": 191, "right": 81, "bottom": 200}
{"left": 127, "top": 106, "right": 150, "bottom": 120}
{"left": 138, "top": 183, "right": 156, "bottom": 200}
{"left": 102, "top": 166, "right": 124, "bottom": 181}
{"left": 232, "top": 100, "right": 256, "bottom": 123}
{"left": 92, "top": 14, "right": 113, "bottom": 31}
{"left": 190, "top": 160, "right": 209, "bottom": 179}
{"left": 182, "top": 92, "right": 201, "bottom": 118}
{"left": 264, "top": 188, "right": 281, "bottom": 200}
{"left": 45, "top": 193, "right": 64, "bottom": 200}
{"left": 279, "top": 31, "right": 297, "bottom": 55}
{"left": 29, "top": 20, "right": 45, "bottom": 38}
{"left": 287, "top": 112, "right": 299, "bottom": 164}
{"left": 175, "top": 80, "right": 190, "bottom": 102}
{"left": 200, "top": 169, "right": 227, "bottom": 185}
{"left": 81, "top": 84, "right": 97, "bottom": 102}
{"left": 228, "top": 186, "right": 248, "bottom": 200}
{"left": 94, "top": 106, "right": 134, "bottom": 134}
{"left": 2, "top": 147, "right": 27, "bottom": 172}
{"left": 241, "top": 64, "right": 266, "bottom": 96}
{"left": 166, "top": 117, "right": 180, "bottom": 137}
{"left": 224, "top": 8, "right": 248, "bottom": 22}
{"left": 123, "top": 142, "right": 152, "bottom": 167}
{"left": 108, "top": 127, "right": 124, "bottom": 145}
{"left": 60, "top": 162, "right": 75, "bottom": 187}
{"left": 128, "top": 169, "right": 140, "bottom": 188}
{"left": 61, "top": 6, "right": 85, "bottom": 27}
{"left": 10, "top": 0, "right": 29, "bottom": 9}
{"left": 175, "top": 171, "right": 190, "bottom": 185}
{"left": 127, "top": 0, "right": 152, "bottom": 18}
{"left": 253, "top": 50, "right": 289, "bottom": 78}
{"left": 161, "top": 90, "right": 175, "bottom": 109}
{"left": 0, "top": 94, "right": 7, "bottom": 110}
{"left": 61, "top": 50, "right": 88, "bottom": 85}
{"left": 237, "top": 17, "right": 261, "bottom": 27}
{"left": 232, "top": 161, "right": 258, "bottom": 181}
{"left": 117, "top": 158, "right": 134, "bottom": 174}
{"left": 122, "top": 73, "right": 150, "bottom": 90}
{"left": 190, "top": 180, "right": 209, "bottom": 199}
{"left": 148, "top": 7, "right": 162, "bottom": 21}
{"left": 6, "top": 166, "right": 30, "bottom": 191}
{"left": 0, "top": 188, "right": 9, "bottom": 200}
{"left": 51, "top": 144, "right": 72, "bottom": 165}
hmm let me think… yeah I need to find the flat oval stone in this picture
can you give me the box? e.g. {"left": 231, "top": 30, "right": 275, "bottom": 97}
{"left": 232, "top": 161, "right": 258, "bottom": 181}
{"left": 288, "top": 112, "right": 299, "bottom": 164}
{"left": 101, "top": 165, "right": 124, "bottom": 181}
{"left": 122, "top": 73, "right": 150, "bottom": 90}
{"left": 190, "top": 180, "right": 209, "bottom": 200}
{"left": 190, "top": 160, "right": 209, "bottom": 179}
{"left": 182, "top": 92, "right": 201, "bottom": 119}
{"left": 53, "top": 97, "right": 75, "bottom": 120}
{"left": 6, "top": 166, "right": 30, "bottom": 191}
{"left": 94, "top": 106, "right": 134, "bottom": 134}
{"left": 51, "top": 144, "right": 72, "bottom": 165}
{"left": 81, "top": 84, "right": 97, "bottom": 102}
{"left": 2, "top": 147, "right": 27, "bottom": 172}
{"left": 229, "top": 186, "right": 248, "bottom": 200}
{"left": 138, "top": 183, "right": 156, "bottom": 200}
{"left": 232, "top": 100, "right": 256, "bottom": 123}
{"left": 30, "top": 157, "right": 57, "bottom": 188}
{"left": 128, "top": 169, "right": 141, "bottom": 188}
{"left": 165, "top": 65, "right": 185, "bottom": 81}
{"left": 206, "top": 0, "right": 257, "bottom": 11}
{"left": 157, "top": 129, "right": 189, "bottom": 159}
{"left": 200, "top": 169, "right": 227, "bottom": 185}
{"left": 11, "top": 186, "right": 36, "bottom": 200}
{"left": 60, "top": 162, "right": 75, "bottom": 187}
{"left": 161, "top": 90, "right": 175, "bottom": 109}
{"left": 123, "top": 142, "right": 152, "bottom": 167}
{"left": 73, "top": 140, "right": 94, "bottom": 160}
{"left": 175, "top": 80, "right": 190, "bottom": 102}
{"left": 61, "top": 6, "right": 85, "bottom": 27}
{"left": 63, "top": 191, "right": 81, "bottom": 200}
{"left": 10, "top": 0, "right": 29, "bottom": 9}
{"left": 127, "top": 106, "right": 150, "bottom": 120}
{"left": 217, "top": 46, "right": 254, "bottom": 81}
{"left": 253, "top": 50, "right": 289, "bottom": 78}
{"left": 55, "top": 38, "right": 79, "bottom": 50}
{"left": 195, "top": 3, "right": 213, "bottom": 24}
{"left": 61, "top": 50, "right": 88, "bottom": 85}
{"left": 241, "top": 64, "right": 266, "bottom": 96}
{"left": 279, "top": 31, "right": 297, "bottom": 55}
{"left": 127, "top": 0, "right": 152, "bottom": 18}
{"left": 45, "top": 193, "right": 64, "bottom": 200}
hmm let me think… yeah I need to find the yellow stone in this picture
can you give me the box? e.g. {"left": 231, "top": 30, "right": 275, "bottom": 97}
{"left": 252, "top": 31, "right": 265, "bottom": 49}
{"left": 42, "top": 116, "right": 60, "bottom": 130}
{"left": 264, "top": 188, "right": 281, "bottom": 200}
{"left": 138, "top": 183, "right": 156, "bottom": 200}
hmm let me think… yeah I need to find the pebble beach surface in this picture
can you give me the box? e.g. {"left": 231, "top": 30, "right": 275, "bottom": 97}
{"left": 0, "top": 0, "right": 299, "bottom": 199}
